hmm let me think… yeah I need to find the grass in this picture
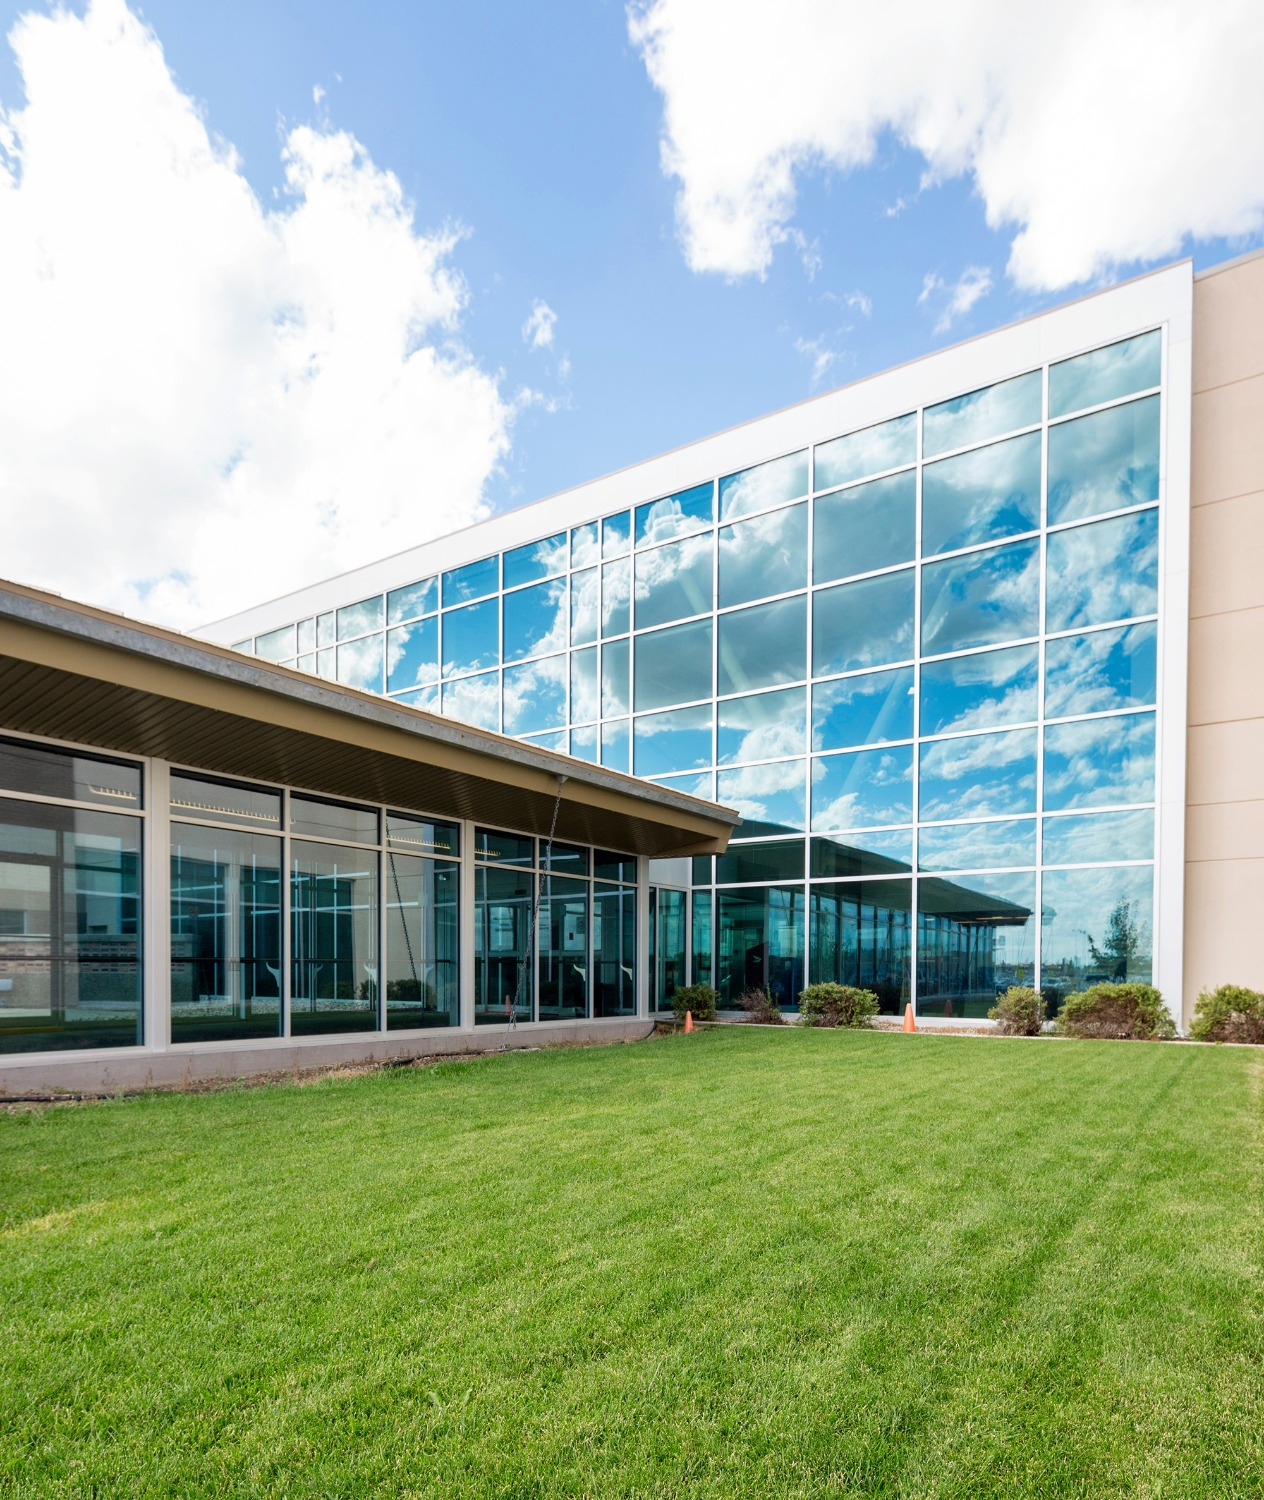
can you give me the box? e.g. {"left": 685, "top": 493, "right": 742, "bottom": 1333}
{"left": 1, "top": 1028, "right": 1261, "bottom": 1499}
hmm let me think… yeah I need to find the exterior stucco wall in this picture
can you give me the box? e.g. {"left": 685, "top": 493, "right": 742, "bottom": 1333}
{"left": 1185, "top": 252, "right": 1264, "bottom": 1018}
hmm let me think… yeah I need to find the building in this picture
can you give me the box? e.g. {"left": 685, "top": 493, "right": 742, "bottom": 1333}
{"left": 204, "top": 251, "right": 1264, "bottom": 1031}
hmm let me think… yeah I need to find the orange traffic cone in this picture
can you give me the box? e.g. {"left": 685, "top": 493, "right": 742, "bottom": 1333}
{"left": 684, "top": 1010, "right": 694, "bottom": 1033}
{"left": 902, "top": 1002, "right": 916, "bottom": 1033}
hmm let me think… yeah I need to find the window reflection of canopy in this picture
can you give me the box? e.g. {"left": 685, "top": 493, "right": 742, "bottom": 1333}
{"left": 508, "top": 775, "right": 567, "bottom": 1031}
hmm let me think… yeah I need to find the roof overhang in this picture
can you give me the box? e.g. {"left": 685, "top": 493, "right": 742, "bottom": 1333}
{"left": 0, "top": 581, "right": 740, "bottom": 858}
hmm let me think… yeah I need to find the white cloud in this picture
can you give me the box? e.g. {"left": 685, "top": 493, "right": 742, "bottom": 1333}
{"left": 628, "top": 0, "right": 1264, "bottom": 289}
{"left": 0, "top": 0, "right": 515, "bottom": 628}
{"left": 919, "top": 265, "right": 993, "bottom": 333}
{"left": 793, "top": 335, "right": 838, "bottom": 388}
{"left": 522, "top": 298, "right": 557, "bottom": 349}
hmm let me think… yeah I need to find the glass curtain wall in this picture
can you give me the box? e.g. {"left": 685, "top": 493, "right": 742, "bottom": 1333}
{"left": 384, "top": 813, "right": 460, "bottom": 1029}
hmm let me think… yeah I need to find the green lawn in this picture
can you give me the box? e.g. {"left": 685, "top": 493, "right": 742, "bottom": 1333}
{"left": 1, "top": 1029, "right": 1261, "bottom": 1499}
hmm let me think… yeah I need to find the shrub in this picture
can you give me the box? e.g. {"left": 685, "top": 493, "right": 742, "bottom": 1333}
{"left": 1189, "top": 984, "right": 1264, "bottom": 1045}
{"left": 799, "top": 983, "right": 879, "bottom": 1029}
{"left": 1056, "top": 982, "right": 1175, "bottom": 1041}
{"left": 738, "top": 987, "right": 784, "bottom": 1025}
{"left": 670, "top": 983, "right": 718, "bottom": 1023}
{"left": 988, "top": 986, "right": 1045, "bottom": 1036}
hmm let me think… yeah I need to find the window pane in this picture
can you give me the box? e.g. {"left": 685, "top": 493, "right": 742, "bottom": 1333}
{"left": 594, "top": 886, "right": 637, "bottom": 1017}
{"left": 716, "top": 839, "right": 804, "bottom": 884}
{"left": 0, "top": 799, "right": 142, "bottom": 1053}
{"left": 636, "top": 481, "right": 713, "bottom": 546}
{"left": 545, "top": 842, "right": 589, "bottom": 876}
{"left": 256, "top": 624, "right": 296, "bottom": 662}
{"left": 475, "top": 828, "right": 533, "bottom": 865}
{"left": 635, "top": 533, "right": 713, "bottom": 628}
{"left": 812, "top": 667, "right": 913, "bottom": 751}
{"left": 571, "top": 522, "right": 599, "bottom": 569}
{"left": 634, "top": 704, "right": 712, "bottom": 777}
{"left": 503, "top": 579, "right": 567, "bottom": 663}
{"left": 1045, "top": 509, "right": 1159, "bottom": 632}
{"left": 814, "top": 412, "right": 916, "bottom": 491}
{"left": 921, "top": 539, "right": 1040, "bottom": 657}
{"left": 602, "top": 511, "right": 631, "bottom": 559}
{"left": 1049, "top": 330, "right": 1161, "bottom": 419}
{"left": 569, "top": 724, "right": 598, "bottom": 764}
{"left": 337, "top": 597, "right": 383, "bottom": 640}
{"left": 601, "top": 638, "right": 629, "bottom": 718}
{"left": 719, "top": 450, "right": 808, "bottom": 520}
{"left": 719, "top": 503, "right": 806, "bottom": 608}
{"left": 921, "top": 431, "right": 1041, "bottom": 555}
{"left": 443, "top": 599, "right": 499, "bottom": 677}
{"left": 386, "top": 618, "right": 438, "bottom": 693}
{"left": 316, "top": 612, "right": 335, "bottom": 648}
{"left": 1040, "top": 865, "right": 1153, "bottom": 1002}
{"left": 1042, "top": 808, "right": 1154, "bottom": 866}
{"left": 385, "top": 853, "right": 459, "bottom": 1029}
{"left": 474, "top": 864, "right": 534, "bottom": 1024}
{"left": 387, "top": 577, "right": 437, "bottom": 625}
{"left": 0, "top": 738, "right": 142, "bottom": 809}
{"left": 1047, "top": 395, "right": 1160, "bottom": 526}
{"left": 718, "top": 596, "right": 806, "bottom": 695}
{"left": 443, "top": 556, "right": 498, "bottom": 606}
{"left": 441, "top": 671, "right": 501, "bottom": 732}
{"left": 717, "top": 687, "right": 805, "bottom": 765}
{"left": 336, "top": 634, "right": 384, "bottom": 693}
{"left": 717, "top": 885, "right": 805, "bottom": 1008}
{"left": 503, "top": 656, "right": 567, "bottom": 736}
{"left": 690, "top": 890, "right": 713, "bottom": 990}
{"left": 600, "top": 719, "right": 629, "bottom": 771}
{"left": 539, "top": 874, "right": 589, "bottom": 1020}
{"left": 634, "top": 619, "right": 713, "bottom": 711}
{"left": 1044, "top": 622, "right": 1157, "bottom": 719}
{"left": 919, "top": 728, "right": 1037, "bottom": 822}
{"left": 171, "top": 825, "right": 281, "bottom": 1042}
{"left": 651, "top": 770, "right": 715, "bottom": 798}
{"left": 391, "top": 684, "right": 439, "bottom": 712}
{"left": 716, "top": 759, "right": 806, "bottom": 837}
{"left": 386, "top": 813, "right": 459, "bottom": 858}
{"left": 297, "top": 619, "right": 315, "bottom": 654}
{"left": 813, "top": 570, "right": 915, "bottom": 677}
{"left": 290, "top": 796, "right": 378, "bottom": 845}
{"left": 1043, "top": 712, "right": 1155, "bottom": 811}
{"left": 594, "top": 850, "right": 636, "bottom": 883}
{"left": 503, "top": 532, "right": 567, "bottom": 590}
{"left": 917, "top": 819, "right": 1036, "bottom": 872}
{"left": 290, "top": 840, "right": 379, "bottom": 1035}
{"left": 522, "top": 730, "right": 567, "bottom": 752}
{"left": 601, "top": 559, "right": 630, "bottom": 637}
{"left": 571, "top": 567, "right": 599, "bottom": 646}
{"left": 809, "top": 831, "right": 912, "bottom": 878}
{"left": 923, "top": 370, "right": 1042, "bottom": 458}
{"left": 918, "top": 871, "right": 1035, "bottom": 1018}
{"left": 570, "top": 646, "right": 598, "bottom": 724}
{"left": 809, "top": 880, "right": 910, "bottom": 1015}
{"left": 919, "top": 645, "right": 1039, "bottom": 737}
{"left": 811, "top": 746, "right": 913, "bottom": 831}
{"left": 650, "top": 886, "right": 687, "bottom": 1013}
{"left": 169, "top": 773, "right": 280, "bottom": 830}
{"left": 813, "top": 471, "right": 916, "bottom": 583}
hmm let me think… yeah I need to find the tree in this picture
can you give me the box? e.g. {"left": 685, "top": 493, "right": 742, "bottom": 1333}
{"left": 1086, "top": 898, "right": 1149, "bottom": 981}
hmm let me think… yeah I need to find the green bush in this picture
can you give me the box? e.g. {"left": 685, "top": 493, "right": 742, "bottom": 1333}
{"left": 670, "top": 983, "right": 718, "bottom": 1023}
{"left": 799, "top": 983, "right": 879, "bottom": 1029}
{"left": 987, "top": 986, "right": 1045, "bottom": 1036}
{"left": 738, "top": 987, "right": 784, "bottom": 1025}
{"left": 1056, "top": 982, "right": 1175, "bottom": 1041}
{"left": 1189, "top": 984, "right": 1264, "bottom": 1045}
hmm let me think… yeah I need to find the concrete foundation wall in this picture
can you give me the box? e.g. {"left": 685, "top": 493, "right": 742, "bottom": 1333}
{"left": 1185, "top": 253, "right": 1264, "bottom": 1020}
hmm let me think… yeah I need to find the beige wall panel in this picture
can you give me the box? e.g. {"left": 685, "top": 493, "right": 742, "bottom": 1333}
{"left": 1190, "top": 374, "right": 1264, "bottom": 506}
{"left": 1183, "top": 858, "right": 1264, "bottom": 1014}
{"left": 1186, "top": 606, "right": 1264, "bottom": 726}
{"left": 1186, "top": 718, "right": 1264, "bottom": 807}
{"left": 1192, "top": 259, "right": 1264, "bottom": 393}
{"left": 1186, "top": 799, "right": 1264, "bottom": 863}
{"left": 1188, "top": 491, "right": 1264, "bottom": 619}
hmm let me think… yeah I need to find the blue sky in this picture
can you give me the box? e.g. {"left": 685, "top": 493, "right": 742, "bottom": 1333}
{"left": 0, "top": 0, "right": 1260, "bottom": 623}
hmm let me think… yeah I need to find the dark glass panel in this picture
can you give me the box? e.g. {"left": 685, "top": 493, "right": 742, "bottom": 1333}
{"left": 717, "top": 596, "right": 806, "bottom": 695}
{"left": 289, "top": 840, "right": 379, "bottom": 1035}
{"left": 474, "top": 864, "right": 534, "bottom": 1024}
{"left": 917, "top": 818, "right": 1036, "bottom": 873}
{"left": 921, "top": 538, "right": 1040, "bottom": 657}
{"left": 919, "top": 645, "right": 1039, "bottom": 737}
{"left": 1044, "top": 622, "right": 1157, "bottom": 719}
{"left": 1042, "top": 712, "right": 1155, "bottom": 811}
{"left": 717, "top": 884, "right": 805, "bottom": 1008}
{"left": 635, "top": 533, "right": 713, "bottom": 628}
{"left": 810, "top": 745, "right": 913, "bottom": 832}
{"left": 717, "top": 687, "right": 805, "bottom": 765}
{"left": 921, "top": 431, "right": 1041, "bottom": 555}
{"left": 387, "top": 576, "right": 438, "bottom": 625}
{"left": 503, "top": 656, "right": 567, "bottom": 737}
{"left": 384, "top": 853, "right": 459, "bottom": 1029}
{"left": 545, "top": 843, "right": 589, "bottom": 875}
{"left": 503, "top": 532, "right": 567, "bottom": 590}
{"left": 0, "top": 737, "right": 142, "bottom": 810}
{"left": 917, "top": 870, "right": 1035, "bottom": 1018}
{"left": 503, "top": 579, "right": 568, "bottom": 664}
{"left": 594, "top": 850, "right": 636, "bottom": 884}
{"left": 474, "top": 828, "right": 533, "bottom": 865}
{"left": 290, "top": 795, "right": 378, "bottom": 845}
{"left": 337, "top": 597, "right": 384, "bottom": 640}
{"left": 442, "top": 556, "right": 498, "bottom": 606}
{"left": 812, "top": 570, "right": 915, "bottom": 677}
{"left": 719, "top": 503, "right": 806, "bottom": 608}
{"left": 812, "top": 667, "right": 913, "bottom": 751}
{"left": 594, "top": 885, "right": 637, "bottom": 1016}
{"left": 814, "top": 413, "right": 916, "bottom": 491}
{"left": 716, "top": 759, "right": 805, "bottom": 837}
{"left": 918, "top": 728, "right": 1037, "bottom": 822}
{"left": 539, "top": 873, "right": 589, "bottom": 1020}
{"left": 691, "top": 855, "right": 712, "bottom": 886}
{"left": 386, "top": 618, "right": 439, "bottom": 693}
{"left": 716, "top": 839, "right": 804, "bottom": 885}
{"left": 719, "top": 450, "right": 808, "bottom": 520}
{"left": 1040, "top": 864, "right": 1154, "bottom": 1007}
{"left": 386, "top": 813, "right": 459, "bottom": 858}
{"left": 1042, "top": 808, "right": 1154, "bottom": 867}
{"left": 1047, "top": 395, "right": 1160, "bottom": 525}
{"left": 633, "top": 704, "right": 712, "bottom": 778}
{"left": 923, "top": 370, "right": 1042, "bottom": 458}
{"left": 1049, "top": 330, "right": 1161, "bottom": 419}
{"left": 634, "top": 619, "right": 713, "bottom": 711}
{"left": 636, "top": 481, "right": 713, "bottom": 546}
{"left": 442, "top": 598, "right": 499, "bottom": 677}
{"left": 813, "top": 471, "right": 915, "bottom": 583}
{"left": 808, "top": 879, "right": 910, "bottom": 1015}
{"left": 809, "top": 831, "right": 912, "bottom": 878}
{"left": 1045, "top": 509, "right": 1159, "bottom": 632}
{"left": 169, "top": 773, "right": 280, "bottom": 830}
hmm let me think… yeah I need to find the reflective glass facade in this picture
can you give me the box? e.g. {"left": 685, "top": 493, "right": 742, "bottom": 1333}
{"left": 226, "top": 325, "right": 1170, "bottom": 1020}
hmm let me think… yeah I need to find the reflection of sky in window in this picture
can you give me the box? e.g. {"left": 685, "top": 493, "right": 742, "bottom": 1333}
{"left": 1049, "top": 330, "right": 1160, "bottom": 419}
{"left": 256, "top": 623, "right": 295, "bottom": 661}
{"left": 602, "top": 512, "right": 631, "bottom": 559}
{"left": 1040, "top": 864, "right": 1153, "bottom": 985}
{"left": 719, "top": 450, "right": 808, "bottom": 520}
{"left": 921, "top": 432, "right": 1041, "bottom": 555}
{"left": 442, "top": 556, "right": 498, "bottom": 607}
{"left": 813, "top": 471, "right": 915, "bottom": 583}
{"left": 1042, "top": 808, "right": 1154, "bottom": 866}
{"left": 650, "top": 769, "right": 715, "bottom": 799}
{"left": 635, "top": 533, "right": 714, "bottom": 629}
{"left": 917, "top": 818, "right": 1036, "bottom": 872}
{"left": 813, "top": 570, "right": 915, "bottom": 677}
{"left": 633, "top": 704, "right": 712, "bottom": 776}
{"left": 810, "top": 828, "right": 913, "bottom": 876}
{"left": 636, "top": 482, "right": 713, "bottom": 546}
{"left": 503, "top": 532, "right": 567, "bottom": 590}
{"left": 570, "top": 522, "right": 599, "bottom": 569}
{"left": 601, "top": 560, "right": 631, "bottom": 636}
{"left": 718, "top": 596, "right": 807, "bottom": 695}
{"left": 716, "top": 758, "right": 806, "bottom": 836}
{"left": 570, "top": 567, "right": 598, "bottom": 646}
{"left": 1044, "top": 623, "right": 1156, "bottom": 719}
{"left": 1042, "top": 712, "right": 1155, "bottom": 811}
{"left": 569, "top": 723, "right": 598, "bottom": 763}
{"left": 919, "top": 645, "right": 1039, "bottom": 737}
{"left": 919, "top": 728, "right": 1037, "bottom": 821}
{"left": 441, "top": 670, "right": 501, "bottom": 732}
{"left": 811, "top": 745, "right": 913, "bottom": 831}
{"left": 814, "top": 412, "right": 915, "bottom": 491}
{"left": 569, "top": 647, "right": 598, "bottom": 724}
{"left": 442, "top": 599, "right": 499, "bottom": 677}
{"left": 337, "top": 596, "right": 384, "bottom": 641}
{"left": 502, "top": 579, "right": 567, "bottom": 663}
{"left": 812, "top": 667, "right": 913, "bottom": 750}
{"left": 386, "top": 618, "right": 438, "bottom": 692}
{"left": 503, "top": 656, "right": 567, "bottom": 736}
{"left": 336, "top": 634, "right": 383, "bottom": 692}
{"left": 634, "top": 619, "right": 713, "bottom": 711}
{"left": 717, "top": 686, "right": 805, "bottom": 765}
{"left": 601, "top": 638, "right": 629, "bottom": 717}
{"left": 1047, "top": 396, "right": 1159, "bottom": 526}
{"left": 922, "top": 371, "right": 1042, "bottom": 458}
{"left": 1045, "top": 509, "right": 1158, "bottom": 632}
{"left": 921, "top": 538, "right": 1040, "bottom": 656}
{"left": 720, "top": 503, "right": 806, "bottom": 607}
{"left": 387, "top": 576, "right": 437, "bottom": 625}
{"left": 600, "top": 718, "right": 629, "bottom": 770}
